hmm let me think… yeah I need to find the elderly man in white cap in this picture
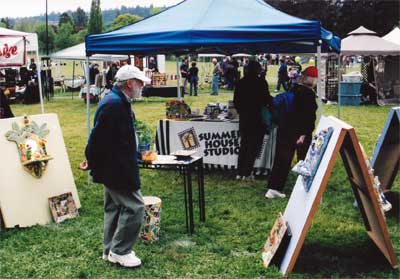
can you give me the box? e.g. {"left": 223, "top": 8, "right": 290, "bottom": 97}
{"left": 85, "top": 65, "right": 150, "bottom": 267}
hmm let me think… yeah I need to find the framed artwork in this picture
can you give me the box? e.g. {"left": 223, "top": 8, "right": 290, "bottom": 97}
{"left": 178, "top": 127, "right": 200, "bottom": 150}
{"left": 5, "top": 115, "right": 53, "bottom": 178}
{"left": 48, "top": 192, "right": 79, "bottom": 223}
{"left": 292, "top": 127, "right": 334, "bottom": 192}
{"left": 262, "top": 213, "right": 290, "bottom": 268}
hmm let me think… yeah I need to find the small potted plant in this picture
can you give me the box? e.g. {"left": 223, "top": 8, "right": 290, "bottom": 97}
{"left": 135, "top": 120, "right": 153, "bottom": 154}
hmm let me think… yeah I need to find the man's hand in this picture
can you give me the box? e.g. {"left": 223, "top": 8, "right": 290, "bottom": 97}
{"left": 296, "top": 135, "right": 305, "bottom": 145}
{"left": 79, "top": 160, "right": 89, "bottom": 171}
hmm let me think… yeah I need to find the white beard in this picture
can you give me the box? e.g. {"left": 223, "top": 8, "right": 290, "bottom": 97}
{"left": 132, "top": 87, "right": 142, "bottom": 99}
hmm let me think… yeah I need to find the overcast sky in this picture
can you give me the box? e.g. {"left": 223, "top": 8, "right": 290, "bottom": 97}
{"left": 0, "top": 0, "right": 182, "bottom": 18}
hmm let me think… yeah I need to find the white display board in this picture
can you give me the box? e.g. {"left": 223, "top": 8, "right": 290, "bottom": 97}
{"left": 0, "top": 113, "right": 80, "bottom": 228}
{"left": 371, "top": 107, "right": 400, "bottom": 190}
{"left": 276, "top": 116, "right": 398, "bottom": 275}
{"left": 280, "top": 116, "right": 348, "bottom": 274}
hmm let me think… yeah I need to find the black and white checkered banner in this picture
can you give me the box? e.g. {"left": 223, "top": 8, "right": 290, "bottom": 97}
{"left": 156, "top": 119, "right": 276, "bottom": 171}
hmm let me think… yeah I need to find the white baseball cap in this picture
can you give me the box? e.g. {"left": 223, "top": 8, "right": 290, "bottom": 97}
{"left": 115, "top": 65, "right": 151, "bottom": 83}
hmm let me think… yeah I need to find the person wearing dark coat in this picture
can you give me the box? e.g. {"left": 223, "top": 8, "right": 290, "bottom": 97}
{"left": 85, "top": 65, "right": 150, "bottom": 268}
{"left": 265, "top": 66, "right": 318, "bottom": 198}
{"left": 275, "top": 57, "right": 289, "bottom": 92}
{"left": 0, "top": 89, "right": 14, "bottom": 119}
{"left": 234, "top": 60, "right": 273, "bottom": 180}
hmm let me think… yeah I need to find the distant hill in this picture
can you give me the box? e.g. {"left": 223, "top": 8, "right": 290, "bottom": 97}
{"left": 6, "top": 5, "right": 165, "bottom": 27}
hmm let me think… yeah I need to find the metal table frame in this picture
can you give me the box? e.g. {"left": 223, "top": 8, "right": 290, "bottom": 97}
{"left": 140, "top": 155, "right": 205, "bottom": 234}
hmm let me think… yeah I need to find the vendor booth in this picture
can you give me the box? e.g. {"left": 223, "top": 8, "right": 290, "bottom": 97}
{"left": 0, "top": 27, "right": 44, "bottom": 112}
{"left": 49, "top": 43, "right": 129, "bottom": 100}
{"left": 340, "top": 26, "right": 400, "bottom": 107}
{"left": 84, "top": 0, "right": 341, "bottom": 156}
{"left": 84, "top": 0, "right": 340, "bottom": 171}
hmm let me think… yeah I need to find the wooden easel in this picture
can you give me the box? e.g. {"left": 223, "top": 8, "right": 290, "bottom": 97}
{"left": 278, "top": 116, "right": 398, "bottom": 276}
{"left": 371, "top": 107, "right": 400, "bottom": 190}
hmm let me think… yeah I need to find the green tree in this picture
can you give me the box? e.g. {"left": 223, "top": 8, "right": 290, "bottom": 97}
{"left": 0, "top": 22, "right": 6, "bottom": 28}
{"left": 111, "top": 13, "right": 142, "bottom": 30}
{"left": 72, "top": 28, "right": 88, "bottom": 44}
{"left": 35, "top": 23, "right": 56, "bottom": 53}
{"left": 58, "top": 12, "right": 73, "bottom": 28}
{"left": 55, "top": 22, "right": 77, "bottom": 50}
{"left": 1, "top": 18, "right": 11, "bottom": 29}
{"left": 14, "top": 19, "right": 37, "bottom": 33}
{"left": 150, "top": 6, "right": 165, "bottom": 15}
{"left": 88, "top": 0, "right": 103, "bottom": 35}
{"left": 72, "top": 7, "right": 88, "bottom": 32}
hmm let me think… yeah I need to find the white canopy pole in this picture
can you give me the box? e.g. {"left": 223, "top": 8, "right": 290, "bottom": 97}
{"left": 176, "top": 56, "right": 181, "bottom": 99}
{"left": 35, "top": 40, "right": 44, "bottom": 114}
{"left": 316, "top": 42, "right": 323, "bottom": 121}
{"left": 337, "top": 55, "right": 341, "bottom": 119}
{"left": 85, "top": 57, "right": 91, "bottom": 140}
{"left": 85, "top": 56, "right": 91, "bottom": 185}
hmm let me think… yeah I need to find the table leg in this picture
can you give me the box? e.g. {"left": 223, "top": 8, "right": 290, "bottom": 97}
{"left": 187, "top": 165, "right": 194, "bottom": 234}
{"left": 182, "top": 166, "right": 189, "bottom": 233}
{"left": 198, "top": 159, "right": 206, "bottom": 222}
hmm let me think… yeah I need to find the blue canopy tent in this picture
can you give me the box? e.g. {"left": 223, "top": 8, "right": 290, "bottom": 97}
{"left": 84, "top": 0, "right": 341, "bottom": 138}
{"left": 86, "top": 0, "right": 340, "bottom": 55}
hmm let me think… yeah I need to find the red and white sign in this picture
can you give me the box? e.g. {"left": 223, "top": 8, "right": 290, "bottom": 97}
{"left": 0, "top": 36, "right": 26, "bottom": 67}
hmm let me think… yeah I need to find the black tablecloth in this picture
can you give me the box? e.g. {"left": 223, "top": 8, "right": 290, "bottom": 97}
{"left": 142, "top": 86, "right": 185, "bottom": 98}
{"left": 23, "top": 84, "right": 40, "bottom": 104}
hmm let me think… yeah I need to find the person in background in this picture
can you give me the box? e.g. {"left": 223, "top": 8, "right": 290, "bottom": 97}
{"left": 288, "top": 67, "right": 299, "bottom": 90}
{"left": 275, "top": 57, "right": 289, "bottom": 92}
{"left": 188, "top": 61, "right": 199, "bottom": 96}
{"left": 0, "top": 88, "right": 14, "bottom": 119}
{"left": 265, "top": 66, "right": 318, "bottom": 199}
{"left": 85, "top": 65, "right": 151, "bottom": 267}
{"left": 258, "top": 54, "right": 268, "bottom": 81}
{"left": 28, "top": 58, "right": 38, "bottom": 80}
{"left": 234, "top": 60, "right": 273, "bottom": 181}
{"left": 242, "top": 58, "right": 249, "bottom": 77}
{"left": 89, "top": 64, "right": 100, "bottom": 85}
{"left": 106, "top": 63, "right": 119, "bottom": 89}
{"left": 211, "top": 58, "right": 221, "bottom": 95}
{"left": 148, "top": 57, "right": 159, "bottom": 73}
{"left": 221, "top": 56, "right": 230, "bottom": 88}
{"left": 294, "top": 56, "right": 302, "bottom": 73}
{"left": 180, "top": 58, "right": 189, "bottom": 94}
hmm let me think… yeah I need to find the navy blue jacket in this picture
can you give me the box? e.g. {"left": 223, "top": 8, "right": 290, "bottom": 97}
{"left": 85, "top": 86, "right": 140, "bottom": 192}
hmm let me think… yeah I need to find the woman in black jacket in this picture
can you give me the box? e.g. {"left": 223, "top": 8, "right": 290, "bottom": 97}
{"left": 234, "top": 60, "right": 272, "bottom": 180}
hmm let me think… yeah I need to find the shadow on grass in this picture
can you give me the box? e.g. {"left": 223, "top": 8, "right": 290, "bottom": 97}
{"left": 293, "top": 238, "right": 397, "bottom": 277}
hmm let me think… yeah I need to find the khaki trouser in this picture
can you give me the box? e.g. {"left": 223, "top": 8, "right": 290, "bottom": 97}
{"left": 103, "top": 187, "right": 145, "bottom": 256}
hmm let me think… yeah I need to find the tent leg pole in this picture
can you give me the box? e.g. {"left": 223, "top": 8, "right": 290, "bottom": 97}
{"left": 337, "top": 55, "right": 341, "bottom": 119}
{"left": 316, "top": 43, "right": 322, "bottom": 121}
{"left": 72, "top": 60, "right": 75, "bottom": 100}
{"left": 176, "top": 56, "right": 181, "bottom": 100}
{"left": 37, "top": 53, "right": 45, "bottom": 114}
{"left": 85, "top": 57, "right": 91, "bottom": 185}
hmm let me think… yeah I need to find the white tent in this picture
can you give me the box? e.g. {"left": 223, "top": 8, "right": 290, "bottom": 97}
{"left": 49, "top": 43, "right": 129, "bottom": 61}
{"left": 338, "top": 26, "right": 400, "bottom": 112}
{"left": 341, "top": 26, "right": 400, "bottom": 56}
{"left": 0, "top": 27, "right": 44, "bottom": 113}
{"left": 382, "top": 27, "right": 400, "bottom": 46}
{"left": 49, "top": 43, "right": 130, "bottom": 92}
{"left": 0, "top": 27, "right": 38, "bottom": 53}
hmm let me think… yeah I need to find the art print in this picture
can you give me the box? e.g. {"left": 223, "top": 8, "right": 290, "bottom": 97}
{"left": 292, "top": 127, "right": 334, "bottom": 192}
{"left": 178, "top": 127, "right": 200, "bottom": 150}
{"left": 48, "top": 192, "right": 79, "bottom": 223}
{"left": 262, "top": 213, "right": 288, "bottom": 268}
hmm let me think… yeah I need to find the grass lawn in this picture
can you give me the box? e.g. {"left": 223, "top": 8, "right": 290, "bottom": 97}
{"left": 1, "top": 65, "right": 399, "bottom": 278}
